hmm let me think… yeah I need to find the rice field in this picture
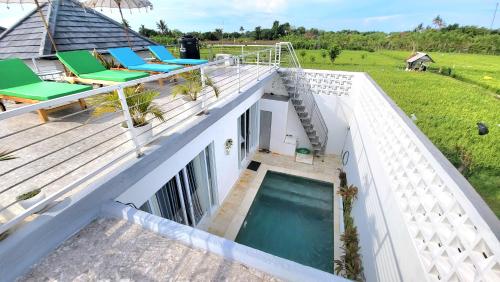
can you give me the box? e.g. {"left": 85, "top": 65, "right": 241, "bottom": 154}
{"left": 299, "top": 49, "right": 499, "bottom": 216}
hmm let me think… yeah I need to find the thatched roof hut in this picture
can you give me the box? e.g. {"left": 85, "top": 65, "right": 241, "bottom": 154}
{"left": 406, "top": 52, "right": 434, "bottom": 71}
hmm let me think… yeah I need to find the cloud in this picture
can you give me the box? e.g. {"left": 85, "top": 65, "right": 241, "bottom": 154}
{"left": 363, "top": 14, "right": 403, "bottom": 23}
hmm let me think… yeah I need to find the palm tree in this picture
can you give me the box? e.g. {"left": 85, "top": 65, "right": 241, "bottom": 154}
{"left": 239, "top": 26, "right": 245, "bottom": 34}
{"left": 173, "top": 71, "right": 220, "bottom": 101}
{"left": 91, "top": 85, "right": 165, "bottom": 127}
{"left": 156, "top": 20, "right": 169, "bottom": 35}
{"left": 432, "top": 15, "right": 445, "bottom": 29}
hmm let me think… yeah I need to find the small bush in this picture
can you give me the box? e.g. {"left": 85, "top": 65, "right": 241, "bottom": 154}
{"left": 329, "top": 45, "right": 342, "bottom": 63}
{"left": 17, "top": 189, "right": 41, "bottom": 201}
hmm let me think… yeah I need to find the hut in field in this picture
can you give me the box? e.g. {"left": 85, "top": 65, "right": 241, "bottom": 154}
{"left": 406, "top": 52, "right": 434, "bottom": 71}
{"left": 0, "top": 26, "right": 5, "bottom": 34}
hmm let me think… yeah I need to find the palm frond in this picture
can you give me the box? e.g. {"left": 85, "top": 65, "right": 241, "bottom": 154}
{"left": 0, "top": 150, "right": 15, "bottom": 161}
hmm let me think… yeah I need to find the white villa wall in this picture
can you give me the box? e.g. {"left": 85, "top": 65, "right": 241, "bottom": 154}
{"left": 259, "top": 96, "right": 310, "bottom": 155}
{"left": 342, "top": 99, "right": 423, "bottom": 282}
{"left": 116, "top": 87, "right": 264, "bottom": 208}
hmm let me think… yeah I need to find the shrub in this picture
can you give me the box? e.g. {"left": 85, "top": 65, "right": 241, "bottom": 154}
{"left": 310, "top": 55, "right": 316, "bottom": 63}
{"left": 329, "top": 45, "right": 342, "bottom": 63}
{"left": 17, "top": 189, "right": 41, "bottom": 201}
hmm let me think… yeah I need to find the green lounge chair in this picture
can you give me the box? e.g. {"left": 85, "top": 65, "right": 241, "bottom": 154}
{"left": 56, "top": 50, "right": 149, "bottom": 85}
{"left": 0, "top": 58, "right": 92, "bottom": 122}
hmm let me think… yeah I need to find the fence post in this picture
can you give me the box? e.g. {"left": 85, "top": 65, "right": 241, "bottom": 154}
{"left": 117, "top": 87, "right": 143, "bottom": 157}
{"left": 237, "top": 56, "right": 241, "bottom": 93}
{"left": 274, "top": 44, "right": 279, "bottom": 66}
{"left": 200, "top": 66, "right": 207, "bottom": 113}
{"left": 269, "top": 48, "right": 272, "bottom": 73}
{"left": 257, "top": 51, "right": 260, "bottom": 81}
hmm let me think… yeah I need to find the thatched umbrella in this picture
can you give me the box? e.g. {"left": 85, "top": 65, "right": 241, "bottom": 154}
{"left": 83, "top": 0, "right": 153, "bottom": 47}
{"left": 0, "top": 0, "right": 59, "bottom": 51}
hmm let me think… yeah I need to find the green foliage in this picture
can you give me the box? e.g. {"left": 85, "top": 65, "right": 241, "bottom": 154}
{"left": 335, "top": 180, "right": 363, "bottom": 280}
{"left": 282, "top": 26, "right": 500, "bottom": 55}
{"left": 0, "top": 150, "right": 15, "bottom": 161}
{"left": 329, "top": 46, "right": 342, "bottom": 63}
{"left": 310, "top": 55, "right": 316, "bottom": 63}
{"left": 90, "top": 85, "right": 165, "bottom": 127}
{"left": 16, "top": 189, "right": 41, "bottom": 201}
{"left": 92, "top": 49, "right": 116, "bottom": 69}
{"left": 172, "top": 70, "right": 220, "bottom": 101}
{"left": 298, "top": 49, "right": 499, "bottom": 216}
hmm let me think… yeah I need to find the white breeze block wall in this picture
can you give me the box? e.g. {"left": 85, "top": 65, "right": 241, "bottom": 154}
{"left": 304, "top": 69, "right": 499, "bottom": 282}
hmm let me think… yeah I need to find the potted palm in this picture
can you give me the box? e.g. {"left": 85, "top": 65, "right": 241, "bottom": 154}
{"left": 91, "top": 84, "right": 165, "bottom": 146}
{"left": 16, "top": 189, "right": 46, "bottom": 213}
{"left": 172, "top": 70, "right": 220, "bottom": 102}
{"left": 1, "top": 151, "right": 47, "bottom": 212}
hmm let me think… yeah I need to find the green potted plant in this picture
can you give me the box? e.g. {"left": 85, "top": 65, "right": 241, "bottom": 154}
{"left": 91, "top": 84, "right": 165, "bottom": 146}
{"left": 16, "top": 188, "right": 46, "bottom": 212}
{"left": 172, "top": 70, "right": 220, "bottom": 102}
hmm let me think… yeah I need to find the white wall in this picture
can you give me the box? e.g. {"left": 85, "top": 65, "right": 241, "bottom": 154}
{"left": 314, "top": 93, "right": 351, "bottom": 155}
{"left": 116, "top": 87, "right": 264, "bottom": 207}
{"left": 286, "top": 101, "right": 311, "bottom": 149}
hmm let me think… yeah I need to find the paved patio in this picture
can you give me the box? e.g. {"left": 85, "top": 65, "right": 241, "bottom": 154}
{"left": 19, "top": 218, "right": 280, "bottom": 282}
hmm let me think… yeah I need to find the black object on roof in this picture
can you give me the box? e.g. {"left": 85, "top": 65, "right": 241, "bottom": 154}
{"left": 0, "top": 0, "right": 156, "bottom": 60}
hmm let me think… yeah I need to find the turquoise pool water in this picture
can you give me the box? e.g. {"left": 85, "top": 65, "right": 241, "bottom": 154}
{"left": 235, "top": 171, "right": 334, "bottom": 273}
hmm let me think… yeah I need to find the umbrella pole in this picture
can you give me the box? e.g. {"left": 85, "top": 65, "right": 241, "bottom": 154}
{"left": 118, "top": 6, "right": 132, "bottom": 48}
{"left": 34, "top": 0, "right": 58, "bottom": 52}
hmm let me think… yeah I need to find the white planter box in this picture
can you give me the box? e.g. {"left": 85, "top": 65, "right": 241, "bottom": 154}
{"left": 18, "top": 191, "right": 47, "bottom": 213}
{"left": 123, "top": 123, "right": 153, "bottom": 146}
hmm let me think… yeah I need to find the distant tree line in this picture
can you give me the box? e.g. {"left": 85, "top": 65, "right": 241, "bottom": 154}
{"left": 138, "top": 17, "right": 500, "bottom": 55}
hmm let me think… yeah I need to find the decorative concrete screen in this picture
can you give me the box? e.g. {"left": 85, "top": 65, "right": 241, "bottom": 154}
{"left": 303, "top": 71, "right": 353, "bottom": 96}
{"left": 303, "top": 69, "right": 499, "bottom": 281}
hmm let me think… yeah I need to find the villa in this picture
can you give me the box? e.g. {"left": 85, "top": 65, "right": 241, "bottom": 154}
{"left": 0, "top": 2, "right": 499, "bottom": 282}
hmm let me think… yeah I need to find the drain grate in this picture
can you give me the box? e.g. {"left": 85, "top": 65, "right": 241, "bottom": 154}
{"left": 247, "top": 161, "right": 261, "bottom": 171}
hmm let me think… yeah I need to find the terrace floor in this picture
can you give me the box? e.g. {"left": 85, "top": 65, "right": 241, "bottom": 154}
{"left": 197, "top": 151, "right": 342, "bottom": 259}
{"left": 0, "top": 64, "right": 274, "bottom": 226}
{"left": 19, "top": 218, "right": 280, "bottom": 282}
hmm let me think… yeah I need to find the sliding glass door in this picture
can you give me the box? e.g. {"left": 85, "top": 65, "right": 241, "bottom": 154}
{"left": 238, "top": 102, "right": 259, "bottom": 168}
{"left": 139, "top": 143, "right": 218, "bottom": 227}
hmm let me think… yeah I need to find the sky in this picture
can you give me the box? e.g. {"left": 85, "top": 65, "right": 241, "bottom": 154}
{"left": 0, "top": 0, "right": 498, "bottom": 33}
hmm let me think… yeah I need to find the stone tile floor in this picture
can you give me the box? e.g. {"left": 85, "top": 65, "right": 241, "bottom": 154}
{"left": 19, "top": 218, "right": 280, "bottom": 282}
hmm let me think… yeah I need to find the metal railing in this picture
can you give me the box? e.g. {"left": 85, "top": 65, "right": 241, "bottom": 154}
{"left": 275, "top": 42, "right": 329, "bottom": 153}
{"left": 0, "top": 47, "right": 277, "bottom": 234}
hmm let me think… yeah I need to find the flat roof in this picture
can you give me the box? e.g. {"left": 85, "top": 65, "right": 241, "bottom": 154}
{"left": 19, "top": 218, "right": 278, "bottom": 281}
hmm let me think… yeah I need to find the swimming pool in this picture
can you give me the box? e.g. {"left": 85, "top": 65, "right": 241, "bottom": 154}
{"left": 235, "top": 171, "right": 334, "bottom": 273}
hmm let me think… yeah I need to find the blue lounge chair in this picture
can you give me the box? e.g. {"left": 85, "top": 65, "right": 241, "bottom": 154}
{"left": 148, "top": 45, "right": 208, "bottom": 65}
{"left": 108, "top": 48, "right": 183, "bottom": 73}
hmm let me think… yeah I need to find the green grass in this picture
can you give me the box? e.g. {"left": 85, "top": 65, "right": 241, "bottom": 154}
{"left": 300, "top": 49, "right": 500, "bottom": 217}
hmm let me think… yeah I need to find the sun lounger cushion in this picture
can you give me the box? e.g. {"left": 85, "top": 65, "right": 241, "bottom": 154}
{"left": 108, "top": 47, "right": 182, "bottom": 72}
{"left": 1, "top": 81, "right": 92, "bottom": 101}
{"left": 56, "top": 51, "right": 149, "bottom": 82}
{"left": 148, "top": 45, "right": 208, "bottom": 65}
{"left": 127, "top": 63, "right": 182, "bottom": 73}
{"left": 56, "top": 50, "right": 107, "bottom": 76}
{"left": 0, "top": 58, "right": 92, "bottom": 101}
{"left": 80, "top": 70, "right": 149, "bottom": 82}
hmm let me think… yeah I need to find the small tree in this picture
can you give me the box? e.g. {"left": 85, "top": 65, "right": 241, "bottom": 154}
{"left": 299, "top": 50, "right": 307, "bottom": 62}
{"left": 310, "top": 55, "right": 316, "bottom": 64}
{"left": 329, "top": 46, "right": 342, "bottom": 64}
{"left": 321, "top": 50, "right": 327, "bottom": 63}
{"left": 432, "top": 15, "right": 445, "bottom": 29}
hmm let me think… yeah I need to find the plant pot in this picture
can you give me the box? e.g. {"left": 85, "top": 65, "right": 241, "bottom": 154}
{"left": 123, "top": 123, "right": 153, "bottom": 146}
{"left": 18, "top": 191, "right": 46, "bottom": 213}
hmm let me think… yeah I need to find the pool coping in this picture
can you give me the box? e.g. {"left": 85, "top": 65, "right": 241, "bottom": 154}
{"left": 221, "top": 163, "right": 341, "bottom": 262}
